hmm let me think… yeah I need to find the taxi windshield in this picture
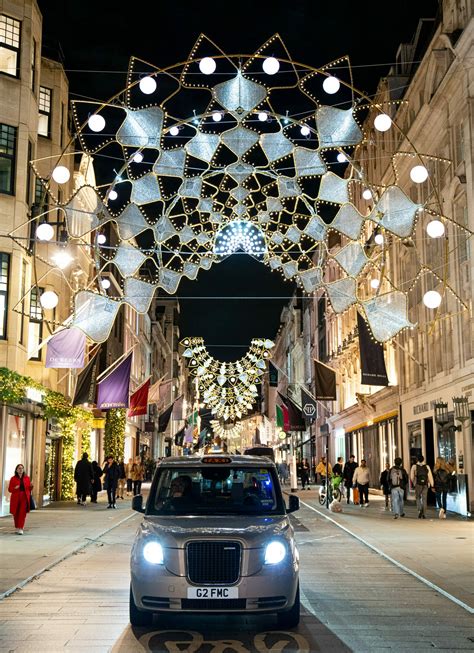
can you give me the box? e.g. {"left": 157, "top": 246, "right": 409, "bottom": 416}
{"left": 148, "top": 466, "right": 284, "bottom": 516}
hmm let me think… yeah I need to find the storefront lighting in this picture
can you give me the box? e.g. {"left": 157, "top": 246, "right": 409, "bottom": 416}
{"left": 453, "top": 396, "right": 470, "bottom": 423}
{"left": 434, "top": 401, "right": 449, "bottom": 427}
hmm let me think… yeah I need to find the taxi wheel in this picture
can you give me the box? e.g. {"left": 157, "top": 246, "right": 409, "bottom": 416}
{"left": 277, "top": 583, "right": 300, "bottom": 629}
{"left": 129, "top": 585, "right": 153, "bottom": 627}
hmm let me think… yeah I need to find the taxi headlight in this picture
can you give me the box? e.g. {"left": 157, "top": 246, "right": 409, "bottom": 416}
{"left": 264, "top": 540, "right": 286, "bottom": 564}
{"left": 142, "top": 540, "right": 164, "bottom": 565}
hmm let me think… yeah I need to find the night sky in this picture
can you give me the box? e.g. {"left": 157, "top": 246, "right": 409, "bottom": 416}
{"left": 37, "top": 0, "right": 439, "bottom": 360}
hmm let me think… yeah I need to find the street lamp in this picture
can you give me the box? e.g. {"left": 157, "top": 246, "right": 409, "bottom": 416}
{"left": 453, "top": 396, "right": 470, "bottom": 424}
{"left": 434, "top": 401, "right": 449, "bottom": 428}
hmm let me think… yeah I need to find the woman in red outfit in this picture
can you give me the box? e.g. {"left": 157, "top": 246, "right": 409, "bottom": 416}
{"left": 8, "top": 464, "right": 32, "bottom": 535}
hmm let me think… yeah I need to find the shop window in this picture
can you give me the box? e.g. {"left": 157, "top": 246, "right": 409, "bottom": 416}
{"left": 28, "top": 286, "right": 43, "bottom": 360}
{"left": 2, "top": 411, "right": 27, "bottom": 515}
{"left": 0, "top": 123, "right": 17, "bottom": 194}
{"left": 38, "top": 87, "right": 52, "bottom": 137}
{"left": 0, "top": 252, "right": 10, "bottom": 338}
{"left": 0, "top": 15, "right": 20, "bottom": 77}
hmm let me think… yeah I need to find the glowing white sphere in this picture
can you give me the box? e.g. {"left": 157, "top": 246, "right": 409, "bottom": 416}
{"left": 300, "top": 125, "right": 310, "bottom": 136}
{"left": 212, "top": 111, "right": 222, "bottom": 122}
{"left": 426, "top": 219, "right": 445, "bottom": 238}
{"left": 410, "top": 165, "right": 429, "bottom": 183}
{"left": 362, "top": 189, "right": 372, "bottom": 200}
{"left": 108, "top": 190, "right": 118, "bottom": 201}
{"left": 53, "top": 251, "right": 73, "bottom": 269}
{"left": 262, "top": 57, "right": 280, "bottom": 75}
{"left": 101, "top": 278, "right": 111, "bottom": 289}
{"left": 374, "top": 233, "right": 384, "bottom": 245}
{"left": 139, "top": 76, "right": 157, "bottom": 94}
{"left": 258, "top": 112, "right": 268, "bottom": 122}
{"left": 374, "top": 113, "right": 392, "bottom": 132}
{"left": 36, "top": 223, "right": 54, "bottom": 241}
{"left": 133, "top": 152, "right": 143, "bottom": 163}
{"left": 169, "top": 126, "right": 179, "bottom": 136}
{"left": 87, "top": 114, "right": 105, "bottom": 132}
{"left": 97, "top": 234, "right": 107, "bottom": 245}
{"left": 199, "top": 57, "right": 216, "bottom": 75}
{"left": 423, "top": 290, "right": 442, "bottom": 309}
{"left": 40, "top": 290, "right": 59, "bottom": 310}
{"left": 323, "top": 76, "right": 340, "bottom": 94}
{"left": 52, "top": 166, "right": 70, "bottom": 184}
{"left": 370, "top": 278, "right": 380, "bottom": 289}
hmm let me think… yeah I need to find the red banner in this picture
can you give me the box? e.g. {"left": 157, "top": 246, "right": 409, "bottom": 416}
{"left": 128, "top": 379, "right": 150, "bottom": 417}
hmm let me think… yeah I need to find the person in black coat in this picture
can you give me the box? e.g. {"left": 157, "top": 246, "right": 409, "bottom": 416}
{"left": 379, "top": 462, "right": 391, "bottom": 509}
{"left": 103, "top": 455, "right": 120, "bottom": 509}
{"left": 343, "top": 455, "right": 358, "bottom": 505}
{"left": 74, "top": 453, "right": 94, "bottom": 505}
{"left": 90, "top": 461, "right": 103, "bottom": 503}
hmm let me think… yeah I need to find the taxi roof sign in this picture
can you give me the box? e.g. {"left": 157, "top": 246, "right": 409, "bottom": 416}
{"left": 201, "top": 456, "right": 232, "bottom": 464}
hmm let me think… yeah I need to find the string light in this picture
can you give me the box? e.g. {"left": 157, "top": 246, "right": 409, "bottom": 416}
{"left": 139, "top": 76, "right": 157, "bottom": 94}
{"left": 199, "top": 57, "right": 216, "bottom": 75}
{"left": 262, "top": 57, "right": 280, "bottom": 75}
{"left": 88, "top": 114, "right": 105, "bottom": 132}
{"left": 410, "top": 165, "right": 429, "bottom": 183}
{"left": 323, "top": 76, "right": 340, "bottom": 94}
{"left": 52, "top": 166, "right": 70, "bottom": 184}
{"left": 423, "top": 290, "right": 442, "bottom": 309}
{"left": 426, "top": 219, "right": 445, "bottom": 238}
{"left": 374, "top": 113, "right": 392, "bottom": 132}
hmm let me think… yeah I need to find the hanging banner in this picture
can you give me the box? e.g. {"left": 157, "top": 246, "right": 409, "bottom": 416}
{"left": 128, "top": 378, "right": 150, "bottom": 417}
{"left": 46, "top": 327, "right": 86, "bottom": 369}
{"left": 278, "top": 392, "right": 305, "bottom": 431}
{"left": 172, "top": 395, "right": 184, "bottom": 420}
{"left": 357, "top": 312, "right": 389, "bottom": 386}
{"left": 158, "top": 402, "right": 174, "bottom": 432}
{"left": 314, "top": 359, "right": 337, "bottom": 400}
{"left": 268, "top": 362, "right": 279, "bottom": 387}
{"left": 301, "top": 388, "right": 317, "bottom": 424}
{"left": 147, "top": 375, "right": 168, "bottom": 404}
{"left": 72, "top": 350, "right": 101, "bottom": 406}
{"left": 97, "top": 353, "right": 132, "bottom": 410}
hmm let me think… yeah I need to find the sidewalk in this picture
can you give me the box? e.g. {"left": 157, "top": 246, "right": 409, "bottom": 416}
{"left": 288, "top": 486, "right": 474, "bottom": 610}
{"left": 0, "top": 490, "right": 140, "bottom": 597}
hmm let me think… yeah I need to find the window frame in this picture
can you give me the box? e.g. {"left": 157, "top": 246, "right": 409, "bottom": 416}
{"left": 0, "top": 122, "right": 17, "bottom": 195}
{"left": 28, "top": 285, "right": 43, "bottom": 361}
{"left": 38, "top": 86, "right": 52, "bottom": 138}
{"left": 0, "top": 14, "right": 21, "bottom": 79}
{"left": 30, "top": 37, "right": 36, "bottom": 92}
{"left": 0, "top": 252, "right": 10, "bottom": 340}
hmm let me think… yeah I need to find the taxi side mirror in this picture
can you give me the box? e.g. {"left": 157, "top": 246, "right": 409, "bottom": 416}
{"left": 288, "top": 495, "right": 300, "bottom": 513}
{"left": 132, "top": 494, "right": 145, "bottom": 513}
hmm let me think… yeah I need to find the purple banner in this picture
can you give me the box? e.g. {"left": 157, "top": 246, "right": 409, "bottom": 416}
{"left": 45, "top": 328, "right": 86, "bottom": 369}
{"left": 97, "top": 354, "right": 132, "bottom": 410}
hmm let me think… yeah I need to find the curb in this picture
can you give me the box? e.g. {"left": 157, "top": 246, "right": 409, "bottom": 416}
{"left": 0, "top": 511, "right": 138, "bottom": 601}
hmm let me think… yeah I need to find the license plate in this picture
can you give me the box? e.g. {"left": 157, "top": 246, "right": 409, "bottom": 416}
{"left": 187, "top": 586, "right": 238, "bottom": 599}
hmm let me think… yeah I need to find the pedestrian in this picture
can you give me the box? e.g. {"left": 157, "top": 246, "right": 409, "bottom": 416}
{"left": 103, "top": 455, "right": 120, "bottom": 508}
{"left": 388, "top": 457, "right": 409, "bottom": 519}
{"left": 433, "top": 456, "right": 452, "bottom": 519}
{"left": 410, "top": 454, "right": 434, "bottom": 519}
{"left": 8, "top": 464, "right": 33, "bottom": 535}
{"left": 279, "top": 460, "right": 289, "bottom": 485}
{"left": 90, "top": 461, "right": 103, "bottom": 503}
{"left": 301, "top": 458, "right": 311, "bottom": 490}
{"left": 332, "top": 456, "right": 343, "bottom": 478}
{"left": 379, "top": 462, "right": 391, "bottom": 510}
{"left": 117, "top": 458, "right": 126, "bottom": 500}
{"left": 352, "top": 459, "right": 371, "bottom": 507}
{"left": 343, "top": 455, "right": 358, "bottom": 504}
{"left": 74, "top": 452, "right": 94, "bottom": 505}
{"left": 131, "top": 457, "right": 145, "bottom": 496}
{"left": 316, "top": 456, "right": 332, "bottom": 485}
{"left": 125, "top": 457, "right": 134, "bottom": 496}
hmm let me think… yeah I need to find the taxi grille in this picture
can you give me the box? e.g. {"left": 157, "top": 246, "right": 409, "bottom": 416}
{"left": 186, "top": 541, "right": 241, "bottom": 584}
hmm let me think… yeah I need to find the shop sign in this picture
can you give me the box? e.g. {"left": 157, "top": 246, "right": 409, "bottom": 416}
{"left": 144, "top": 421, "right": 155, "bottom": 432}
{"left": 413, "top": 400, "right": 437, "bottom": 415}
{"left": 26, "top": 387, "right": 45, "bottom": 404}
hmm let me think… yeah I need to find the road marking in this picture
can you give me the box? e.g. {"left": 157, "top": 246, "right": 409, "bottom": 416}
{"left": 0, "top": 511, "right": 138, "bottom": 601}
{"left": 299, "top": 499, "right": 474, "bottom": 615}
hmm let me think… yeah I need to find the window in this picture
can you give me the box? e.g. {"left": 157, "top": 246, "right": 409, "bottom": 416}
{"left": 0, "top": 253, "right": 10, "bottom": 339}
{"left": 0, "top": 15, "right": 20, "bottom": 77}
{"left": 28, "top": 286, "right": 43, "bottom": 360}
{"left": 26, "top": 140, "right": 33, "bottom": 204}
{"left": 30, "top": 38, "right": 36, "bottom": 92}
{"left": 0, "top": 123, "right": 17, "bottom": 194}
{"left": 38, "top": 87, "right": 52, "bottom": 137}
{"left": 19, "top": 258, "right": 27, "bottom": 345}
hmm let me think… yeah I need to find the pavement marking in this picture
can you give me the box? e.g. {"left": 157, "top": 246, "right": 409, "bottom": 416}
{"left": 0, "top": 511, "right": 138, "bottom": 602}
{"left": 299, "top": 498, "right": 474, "bottom": 615}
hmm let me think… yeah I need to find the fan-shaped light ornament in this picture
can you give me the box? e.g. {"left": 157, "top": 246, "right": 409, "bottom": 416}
{"left": 374, "top": 113, "right": 392, "bottom": 132}
{"left": 410, "top": 165, "right": 429, "bottom": 183}
{"left": 36, "top": 222, "right": 54, "bottom": 241}
{"left": 139, "top": 75, "right": 157, "bottom": 94}
{"left": 323, "top": 75, "right": 340, "bottom": 94}
{"left": 423, "top": 290, "right": 442, "bottom": 309}
{"left": 199, "top": 57, "right": 216, "bottom": 74}
{"left": 262, "top": 57, "right": 280, "bottom": 75}
{"left": 52, "top": 166, "right": 70, "bottom": 184}
{"left": 426, "top": 220, "right": 445, "bottom": 238}
{"left": 40, "top": 290, "right": 59, "bottom": 309}
{"left": 88, "top": 114, "right": 105, "bottom": 132}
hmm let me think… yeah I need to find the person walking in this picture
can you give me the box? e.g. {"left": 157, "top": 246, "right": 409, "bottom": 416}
{"left": 301, "top": 458, "right": 311, "bottom": 490}
{"left": 410, "top": 454, "right": 434, "bottom": 519}
{"left": 279, "top": 460, "right": 289, "bottom": 485}
{"left": 8, "top": 464, "right": 32, "bottom": 534}
{"left": 117, "top": 458, "right": 127, "bottom": 500}
{"left": 380, "top": 462, "right": 391, "bottom": 510}
{"left": 333, "top": 457, "right": 343, "bottom": 478}
{"left": 343, "top": 455, "right": 358, "bottom": 504}
{"left": 352, "top": 459, "right": 371, "bottom": 507}
{"left": 131, "top": 457, "right": 145, "bottom": 496}
{"left": 389, "top": 457, "right": 409, "bottom": 519}
{"left": 433, "top": 456, "right": 452, "bottom": 518}
{"left": 74, "top": 452, "right": 94, "bottom": 505}
{"left": 103, "top": 455, "right": 120, "bottom": 508}
{"left": 125, "top": 457, "right": 134, "bottom": 496}
{"left": 90, "top": 461, "right": 103, "bottom": 503}
{"left": 316, "top": 456, "right": 332, "bottom": 485}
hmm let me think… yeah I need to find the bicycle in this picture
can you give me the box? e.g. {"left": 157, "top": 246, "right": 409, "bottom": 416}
{"left": 318, "top": 476, "right": 343, "bottom": 505}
